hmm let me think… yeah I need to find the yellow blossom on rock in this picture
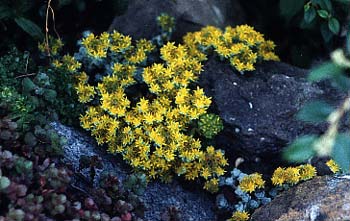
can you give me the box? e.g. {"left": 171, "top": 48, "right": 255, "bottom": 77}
{"left": 81, "top": 32, "right": 110, "bottom": 58}
{"left": 183, "top": 24, "right": 279, "bottom": 73}
{"left": 239, "top": 173, "right": 265, "bottom": 193}
{"left": 271, "top": 167, "right": 286, "bottom": 186}
{"left": 284, "top": 167, "right": 301, "bottom": 184}
{"left": 326, "top": 159, "right": 340, "bottom": 174}
{"left": 298, "top": 164, "right": 317, "bottom": 181}
{"left": 110, "top": 31, "right": 132, "bottom": 53}
{"left": 227, "top": 211, "right": 250, "bottom": 221}
{"left": 76, "top": 29, "right": 228, "bottom": 193}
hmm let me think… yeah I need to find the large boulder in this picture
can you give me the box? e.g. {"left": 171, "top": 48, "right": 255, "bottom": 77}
{"left": 251, "top": 175, "right": 350, "bottom": 221}
{"left": 108, "top": 0, "right": 245, "bottom": 40}
{"left": 199, "top": 58, "right": 346, "bottom": 160}
{"left": 50, "top": 122, "right": 216, "bottom": 221}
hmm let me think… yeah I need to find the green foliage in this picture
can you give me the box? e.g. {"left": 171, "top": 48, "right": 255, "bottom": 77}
{"left": 284, "top": 48, "right": 350, "bottom": 172}
{"left": 283, "top": 135, "right": 317, "bottom": 162}
{"left": 14, "top": 17, "right": 44, "bottom": 40}
{"left": 297, "top": 100, "right": 334, "bottom": 123}
{"left": 0, "top": 47, "right": 84, "bottom": 157}
{"left": 279, "top": 0, "right": 305, "bottom": 21}
{"left": 308, "top": 61, "right": 343, "bottom": 82}
{"left": 198, "top": 113, "right": 224, "bottom": 139}
{"left": 0, "top": 0, "right": 128, "bottom": 51}
{"left": 123, "top": 173, "right": 147, "bottom": 195}
{"left": 331, "top": 134, "right": 350, "bottom": 173}
{"left": 280, "top": 0, "right": 349, "bottom": 43}
{"left": 0, "top": 0, "right": 43, "bottom": 40}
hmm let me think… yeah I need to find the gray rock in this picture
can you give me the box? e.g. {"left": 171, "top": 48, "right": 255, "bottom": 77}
{"left": 251, "top": 175, "right": 350, "bottom": 221}
{"left": 50, "top": 122, "right": 216, "bottom": 221}
{"left": 108, "top": 0, "right": 245, "bottom": 40}
{"left": 199, "top": 59, "right": 346, "bottom": 158}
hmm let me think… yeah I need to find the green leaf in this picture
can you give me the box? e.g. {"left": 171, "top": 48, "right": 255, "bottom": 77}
{"left": 331, "top": 73, "right": 350, "bottom": 91}
{"left": 328, "top": 17, "right": 340, "bottom": 35}
{"left": 22, "top": 77, "right": 36, "bottom": 93}
{"left": 24, "top": 132, "right": 37, "bottom": 147}
{"left": 14, "top": 17, "right": 44, "bottom": 40}
{"left": 334, "top": 0, "right": 350, "bottom": 4}
{"left": 297, "top": 100, "right": 334, "bottom": 123}
{"left": 304, "top": 3, "right": 311, "bottom": 11}
{"left": 0, "top": 5, "right": 13, "bottom": 19}
{"left": 43, "top": 89, "right": 57, "bottom": 102}
{"left": 304, "top": 7, "right": 316, "bottom": 23}
{"left": 0, "top": 176, "right": 10, "bottom": 190}
{"left": 317, "top": 9, "right": 329, "bottom": 18}
{"left": 308, "top": 61, "right": 343, "bottom": 82}
{"left": 279, "top": 0, "right": 305, "bottom": 21}
{"left": 320, "top": 22, "right": 333, "bottom": 42}
{"left": 331, "top": 133, "right": 350, "bottom": 173}
{"left": 319, "top": 0, "right": 333, "bottom": 11}
{"left": 283, "top": 135, "right": 318, "bottom": 162}
{"left": 346, "top": 29, "right": 350, "bottom": 55}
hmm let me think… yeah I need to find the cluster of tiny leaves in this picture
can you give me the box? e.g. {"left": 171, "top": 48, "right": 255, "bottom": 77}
{"left": 157, "top": 13, "right": 175, "bottom": 34}
{"left": 68, "top": 31, "right": 228, "bottom": 192}
{"left": 198, "top": 113, "right": 224, "bottom": 139}
{"left": 183, "top": 25, "right": 279, "bottom": 72}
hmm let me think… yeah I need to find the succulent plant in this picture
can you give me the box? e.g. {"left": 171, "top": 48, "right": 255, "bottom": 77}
{"left": 198, "top": 113, "right": 224, "bottom": 139}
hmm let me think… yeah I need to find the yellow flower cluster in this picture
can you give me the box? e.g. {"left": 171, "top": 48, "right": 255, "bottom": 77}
{"left": 326, "top": 159, "right": 340, "bottom": 174}
{"left": 227, "top": 211, "right": 250, "bottom": 221}
{"left": 75, "top": 72, "right": 95, "bottom": 103}
{"left": 238, "top": 173, "right": 265, "bottom": 193}
{"left": 271, "top": 164, "right": 316, "bottom": 186}
{"left": 77, "top": 34, "right": 227, "bottom": 192}
{"left": 52, "top": 55, "right": 81, "bottom": 73}
{"left": 38, "top": 36, "right": 64, "bottom": 56}
{"left": 183, "top": 25, "right": 279, "bottom": 72}
{"left": 81, "top": 31, "right": 154, "bottom": 63}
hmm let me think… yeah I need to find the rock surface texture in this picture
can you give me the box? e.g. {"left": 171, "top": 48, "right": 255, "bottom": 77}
{"left": 108, "top": 0, "right": 245, "bottom": 40}
{"left": 251, "top": 175, "right": 350, "bottom": 221}
{"left": 199, "top": 59, "right": 346, "bottom": 159}
{"left": 51, "top": 122, "right": 216, "bottom": 221}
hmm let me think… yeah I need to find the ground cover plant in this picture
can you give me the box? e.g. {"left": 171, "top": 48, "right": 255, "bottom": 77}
{"left": 2, "top": 1, "right": 350, "bottom": 221}
{"left": 60, "top": 17, "right": 280, "bottom": 194}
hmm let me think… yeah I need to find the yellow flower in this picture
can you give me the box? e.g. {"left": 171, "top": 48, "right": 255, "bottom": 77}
{"left": 239, "top": 173, "right": 265, "bottom": 193}
{"left": 110, "top": 31, "right": 132, "bottom": 53}
{"left": 298, "top": 164, "right": 317, "bottom": 181}
{"left": 136, "top": 38, "right": 155, "bottom": 53}
{"left": 75, "top": 83, "right": 95, "bottom": 103}
{"left": 52, "top": 59, "right": 62, "bottom": 68}
{"left": 228, "top": 211, "right": 249, "bottom": 221}
{"left": 75, "top": 72, "right": 89, "bottom": 83}
{"left": 326, "top": 159, "right": 340, "bottom": 174}
{"left": 82, "top": 32, "right": 110, "bottom": 58}
{"left": 137, "top": 98, "right": 149, "bottom": 113}
{"left": 201, "top": 167, "right": 211, "bottom": 179}
{"left": 284, "top": 167, "right": 300, "bottom": 184}
{"left": 271, "top": 167, "right": 286, "bottom": 186}
{"left": 61, "top": 55, "right": 81, "bottom": 72}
